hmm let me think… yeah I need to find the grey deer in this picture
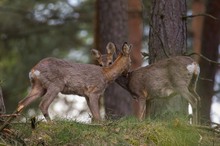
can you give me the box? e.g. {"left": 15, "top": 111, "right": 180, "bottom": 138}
{"left": 92, "top": 50, "right": 201, "bottom": 124}
{"left": 16, "top": 42, "right": 132, "bottom": 122}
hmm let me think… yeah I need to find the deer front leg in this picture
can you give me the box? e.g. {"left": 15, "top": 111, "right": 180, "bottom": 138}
{"left": 39, "top": 87, "right": 60, "bottom": 121}
{"left": 87, "top": 94, "right": 101, "bottom": 122}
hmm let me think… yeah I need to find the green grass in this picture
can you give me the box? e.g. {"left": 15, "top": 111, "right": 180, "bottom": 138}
{"left": 1, "top": 117, "right": 220, "bottom": 146}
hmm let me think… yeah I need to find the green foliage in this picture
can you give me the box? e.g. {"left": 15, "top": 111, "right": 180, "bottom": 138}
{"left": 0, "top": 0, "right": 95, "bottom": 112}
{"left": 5, "top": 118, "right": 219, "bottom": 146}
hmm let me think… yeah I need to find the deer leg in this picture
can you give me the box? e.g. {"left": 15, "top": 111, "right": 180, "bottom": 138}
{"left": 186, "top": 79, "right": 201, "bottom": 124}
{"left": 188, "top": 88, "right": 201, "bottom": 124}
{"left": 39, "top": 87, "right": 60, "bottom": 121}
{"left": 87, "top": 94, "right": 101, "bottom": 122}
{"left": 18, "top": 86, "right": 45, "bottom": 113}
{"left": 132, "top": 99, "right": 139, "bottom": 118}
{"left": 178, "top": 88, "right": 199, "bottom": 125}
{"left": 188, "top": 73, "right": 201, "bottom": 124}
{"left": 136, "top": 97, "right": 146, "bottom": 121}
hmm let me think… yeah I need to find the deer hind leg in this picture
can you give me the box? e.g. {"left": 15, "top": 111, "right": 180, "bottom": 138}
{"left": 187, "top": 88, "right": 201, "bottom": 124}
{"left": 178, "top": 87, "right": 199, "bottom": 125}
{"left": 86, "top": 94, "right": 101, "bottom": 122}
{"left": 18, "top": 85, "right": 45, "bottom": 113}
{"left": 134, "top": 96, "right": 146, "bottom": 121}
{"left": 39, "top": 87, "right": 60, "bottom": 121}
{"left": 188, "top": 74, "right": 201, "bottom": 124}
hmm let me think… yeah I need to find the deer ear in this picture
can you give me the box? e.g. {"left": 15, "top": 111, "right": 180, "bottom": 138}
{"left": 91, "top": 49, "right": 101, "bottom": 59}
{"left": 122, "top": 42, "right": 132, "bottom": 55}
{"left": 106, "top": 42, "right": 116, "bottom": 55}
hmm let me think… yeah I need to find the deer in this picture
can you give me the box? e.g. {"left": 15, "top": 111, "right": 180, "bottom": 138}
{"left": 0, "top": 42, "right": 132, "bottom": 129}
{"left": 92, "top": 50, "right": 201, "bottom": 125}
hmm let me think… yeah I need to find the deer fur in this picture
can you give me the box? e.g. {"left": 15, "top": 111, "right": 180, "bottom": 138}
{"left": 92, "top": 50, "right": 201, "bottom": 124}
{"left": 17, "top": 42, "right": 132, "bottom": 121}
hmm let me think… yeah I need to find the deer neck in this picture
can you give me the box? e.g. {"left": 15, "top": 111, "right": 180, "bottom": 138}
{"left": 102, "top": 53, "right": 130, "bottom": 82}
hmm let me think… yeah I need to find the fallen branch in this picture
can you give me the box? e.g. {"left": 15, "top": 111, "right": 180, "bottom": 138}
{"left": 0, "top": 114, "right": 20, "bottom": 118}
{"left": 193, "top": 125, "right": 220, "bottom": 134}
{"left": 0, "top": 110, "right": 20, "bottom": 132}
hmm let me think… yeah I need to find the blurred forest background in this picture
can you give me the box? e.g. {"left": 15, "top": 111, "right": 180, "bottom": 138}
{"left": 0, "top": 0, "right": 220, "bottom": 124}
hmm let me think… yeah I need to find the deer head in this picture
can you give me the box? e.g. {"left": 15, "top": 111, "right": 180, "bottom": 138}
{"left": 15, "top": 42, "right": 132, "bottom": 122}
{"left": 91, "top": 42, "right": 116, "bottom": 67}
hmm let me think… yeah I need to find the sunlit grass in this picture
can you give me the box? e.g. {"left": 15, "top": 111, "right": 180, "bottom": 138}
{"left": 5, "top": 117, "right": 218, "bottom": 146}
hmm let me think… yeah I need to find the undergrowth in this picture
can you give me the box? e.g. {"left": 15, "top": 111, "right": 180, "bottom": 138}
{"left": 1, "top": 117, "right": 220, "bottom": 146}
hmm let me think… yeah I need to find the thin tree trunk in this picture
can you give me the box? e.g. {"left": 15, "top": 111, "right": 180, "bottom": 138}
{"left": 148, "top": 0, "right": 188, "bottom": 119}
{"left": 128, "top": 0, "right": 143, "bottom": 69}
{"left": 191, "top": 0, "right": 205, "bottom": 61}
{"left": 95, "top": 0, "right": 133, "bottom": 119}
{"left": 197, "top": 0, "right": 220, "bottom": 124}
{"left": 0, "top": 87, "right": 6, "bottom": 114}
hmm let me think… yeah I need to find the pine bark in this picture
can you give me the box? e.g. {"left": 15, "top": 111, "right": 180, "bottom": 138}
{"left": 148, "top": 0, "right": 188, "bottom": 119}
{"left": 0, "top": 87, "right": 6, "bottom": 114}
{"left": 95, "top": 0, "right": 133, "bottom": 119}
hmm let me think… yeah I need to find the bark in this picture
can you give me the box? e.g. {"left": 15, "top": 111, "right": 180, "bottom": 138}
{"left": 95, "top": 0, "right": 128, "bottom": 51}
{"left": 0, "top": 86, "right": 6, "bottom": 114}
{"left": 95, "top": 0, "right": 133, "bottom": 119}
{"left": 128, "top": 0, "right": 143, "bottom": 118}
{"left": 128, "top": 0, "right": 143, "bottom": 69}
{"left": 149, "top": 0, "right": 187, "bottom": 63}
{"left": 148, "top": 0, "right": 188, "bottom": 119}
{"left": 191, "top": 0, "right": 205, "bottom": 61}
{"left": 197, "top": 0, "right": 220, "bottom": 124}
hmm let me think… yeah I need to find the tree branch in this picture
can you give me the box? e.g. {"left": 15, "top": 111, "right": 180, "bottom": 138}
{"left": 186, "top": 52, "right": 220, "bottom": 65}
{"left": 182, "top": 13, "right": 218, "bottom": 20}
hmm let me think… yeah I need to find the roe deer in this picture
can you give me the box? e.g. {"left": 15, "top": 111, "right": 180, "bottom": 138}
{"left": 92, "top": 51, "right": 201, "bottom": 124}
{"left": 15, "top": 42, "right": 132, "bottom": 122}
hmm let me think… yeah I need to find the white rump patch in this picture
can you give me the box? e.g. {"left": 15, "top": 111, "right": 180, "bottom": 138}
{"left": 187, "top": 62, "right": 200, "bottom": 75}
{"left": 34, "top": 70, "right": 41, "bottom": 76}
{"left": 29, "top": 70, "right": 41, "bottom": 79}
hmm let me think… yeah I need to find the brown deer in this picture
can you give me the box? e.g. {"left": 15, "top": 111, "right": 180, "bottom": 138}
{"left": 14, "top": 42, "right": 132, "bottom": 122}
{"left": 92, "top": 50, "right": 201, "bottom": 124}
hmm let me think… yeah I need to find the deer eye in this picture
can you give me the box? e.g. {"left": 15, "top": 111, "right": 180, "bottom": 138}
{"left": 99, "top": 64, "right": 103, "bottom": 67}
{"left": 108, "top": 62, "right": 112, "bottom": 65}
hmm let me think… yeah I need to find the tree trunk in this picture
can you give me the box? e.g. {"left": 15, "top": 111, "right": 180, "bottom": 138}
{"left": 191, "top": 0, "right": 205, "bottom": 61}
{"left": 128, "top": 0, "right": 143, "bottom": 69}
{"left": 0, "top": 87, "right": 6, "bottom": 114}
{"left": 148, "top": 0, "right": 188, "bottom": 119}
{"left": 95, "top": 0, "right": 133, "bottom": 119}
{"left": 197, "top": 0, "right": 220, "bottom": 124}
